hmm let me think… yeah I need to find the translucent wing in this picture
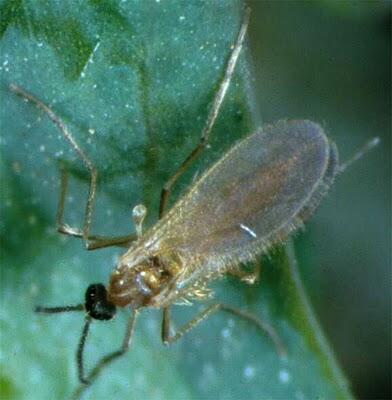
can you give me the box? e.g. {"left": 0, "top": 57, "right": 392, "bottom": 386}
{"left": 114, "top": 118, "right": 340, "bottom": 306}
{"left": 112, "top": 120, "right": 339, "bottom": 306}
{"left": 148, "top": 120, "right": 338, "bottom": 263}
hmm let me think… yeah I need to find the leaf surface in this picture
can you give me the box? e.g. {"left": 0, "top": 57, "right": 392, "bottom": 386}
{"left": 0, "top": 1, "right": 351, "bottom": 399}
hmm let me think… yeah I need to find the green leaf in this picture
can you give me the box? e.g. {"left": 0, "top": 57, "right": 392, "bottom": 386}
{"left": 0, "top": 1, "right": 352, "bottom": 399}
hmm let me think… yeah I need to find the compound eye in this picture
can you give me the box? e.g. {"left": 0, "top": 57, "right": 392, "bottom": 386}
{"left": 85, "top": 283, "right": 116, "bottom": 321}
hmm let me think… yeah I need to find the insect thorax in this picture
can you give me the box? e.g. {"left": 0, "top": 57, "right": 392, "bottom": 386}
{"left": 107, "top": 246, "right": 185, "bottom": 308}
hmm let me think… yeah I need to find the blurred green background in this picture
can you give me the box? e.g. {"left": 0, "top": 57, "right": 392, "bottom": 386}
{"left": 0, "top": 1, "right": 390, "bottom": 400}
{"left": 247, "top": 1, "right": 390, "bottom": 399}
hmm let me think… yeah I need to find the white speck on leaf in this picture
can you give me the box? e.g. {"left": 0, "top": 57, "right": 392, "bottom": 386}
{"left": 221, "top": 327, "right": 231, "bottom": 339}
{"left": 243, "top": 365, "right": 256, "bottom": 380}
{"left": 279, "top": 369, "right": 291, "bottom": 384}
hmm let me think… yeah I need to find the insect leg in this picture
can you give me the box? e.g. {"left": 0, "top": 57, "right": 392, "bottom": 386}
{"left": 73, "top": 310, "right": 138, "bottom": 398}
{"left": 161, "top": 304, "right": 286, "bottom": 357}
{"left": 338, "top": 137, "right": 380, "bottom": 174}
{"left": 10, "top": 84, "right": 136, "bottom": 250}
{"left": 158, "top": 7, "right": 251, "bottom": 218}
{"left": 56, "top": 167, "right": 136, "bottom": 249}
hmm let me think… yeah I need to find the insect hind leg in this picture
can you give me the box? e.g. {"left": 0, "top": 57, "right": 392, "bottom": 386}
{"left": 161, "top": 303, "right": 286, "bottom": 357}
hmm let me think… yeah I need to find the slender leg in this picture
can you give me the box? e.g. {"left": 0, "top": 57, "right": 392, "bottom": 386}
{"left": 159, "top": 8, "right": 251, "bottom": 218}
{"left": 56, "top": 168, "right": 136, "bottom": 249}
{"left": 161, "top": 304, "right": 286, "bottom": 357}
{"left": 338, "top": 137, "right": 380, "bottom": 174}
{"left": 73, "top": 310, "right": 138, "bottom": 399}
{"left": 10, "top": 84, "right": 136, "bottom": 250}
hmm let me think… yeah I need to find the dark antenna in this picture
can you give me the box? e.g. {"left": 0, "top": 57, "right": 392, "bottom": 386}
{"left": 77, "top": 317, "right": 93, "bottom": 384}
{"left": 35, "top": 303, "right": 90, "bottom": 386}
{"left": 34, "top": 283, "right": 117, "bottom": 390}
{"left": 35, "top": 305, "right": 84, "bottom": 313}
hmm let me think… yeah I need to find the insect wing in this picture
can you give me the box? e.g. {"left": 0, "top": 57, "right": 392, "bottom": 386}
{"left": 152, "top": 120, "right": 338, "bottom": 266}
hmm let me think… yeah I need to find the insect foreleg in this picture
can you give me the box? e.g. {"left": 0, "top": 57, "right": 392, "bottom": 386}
{"left": 161, "top": 303, "right": 286, "bottom": 357}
